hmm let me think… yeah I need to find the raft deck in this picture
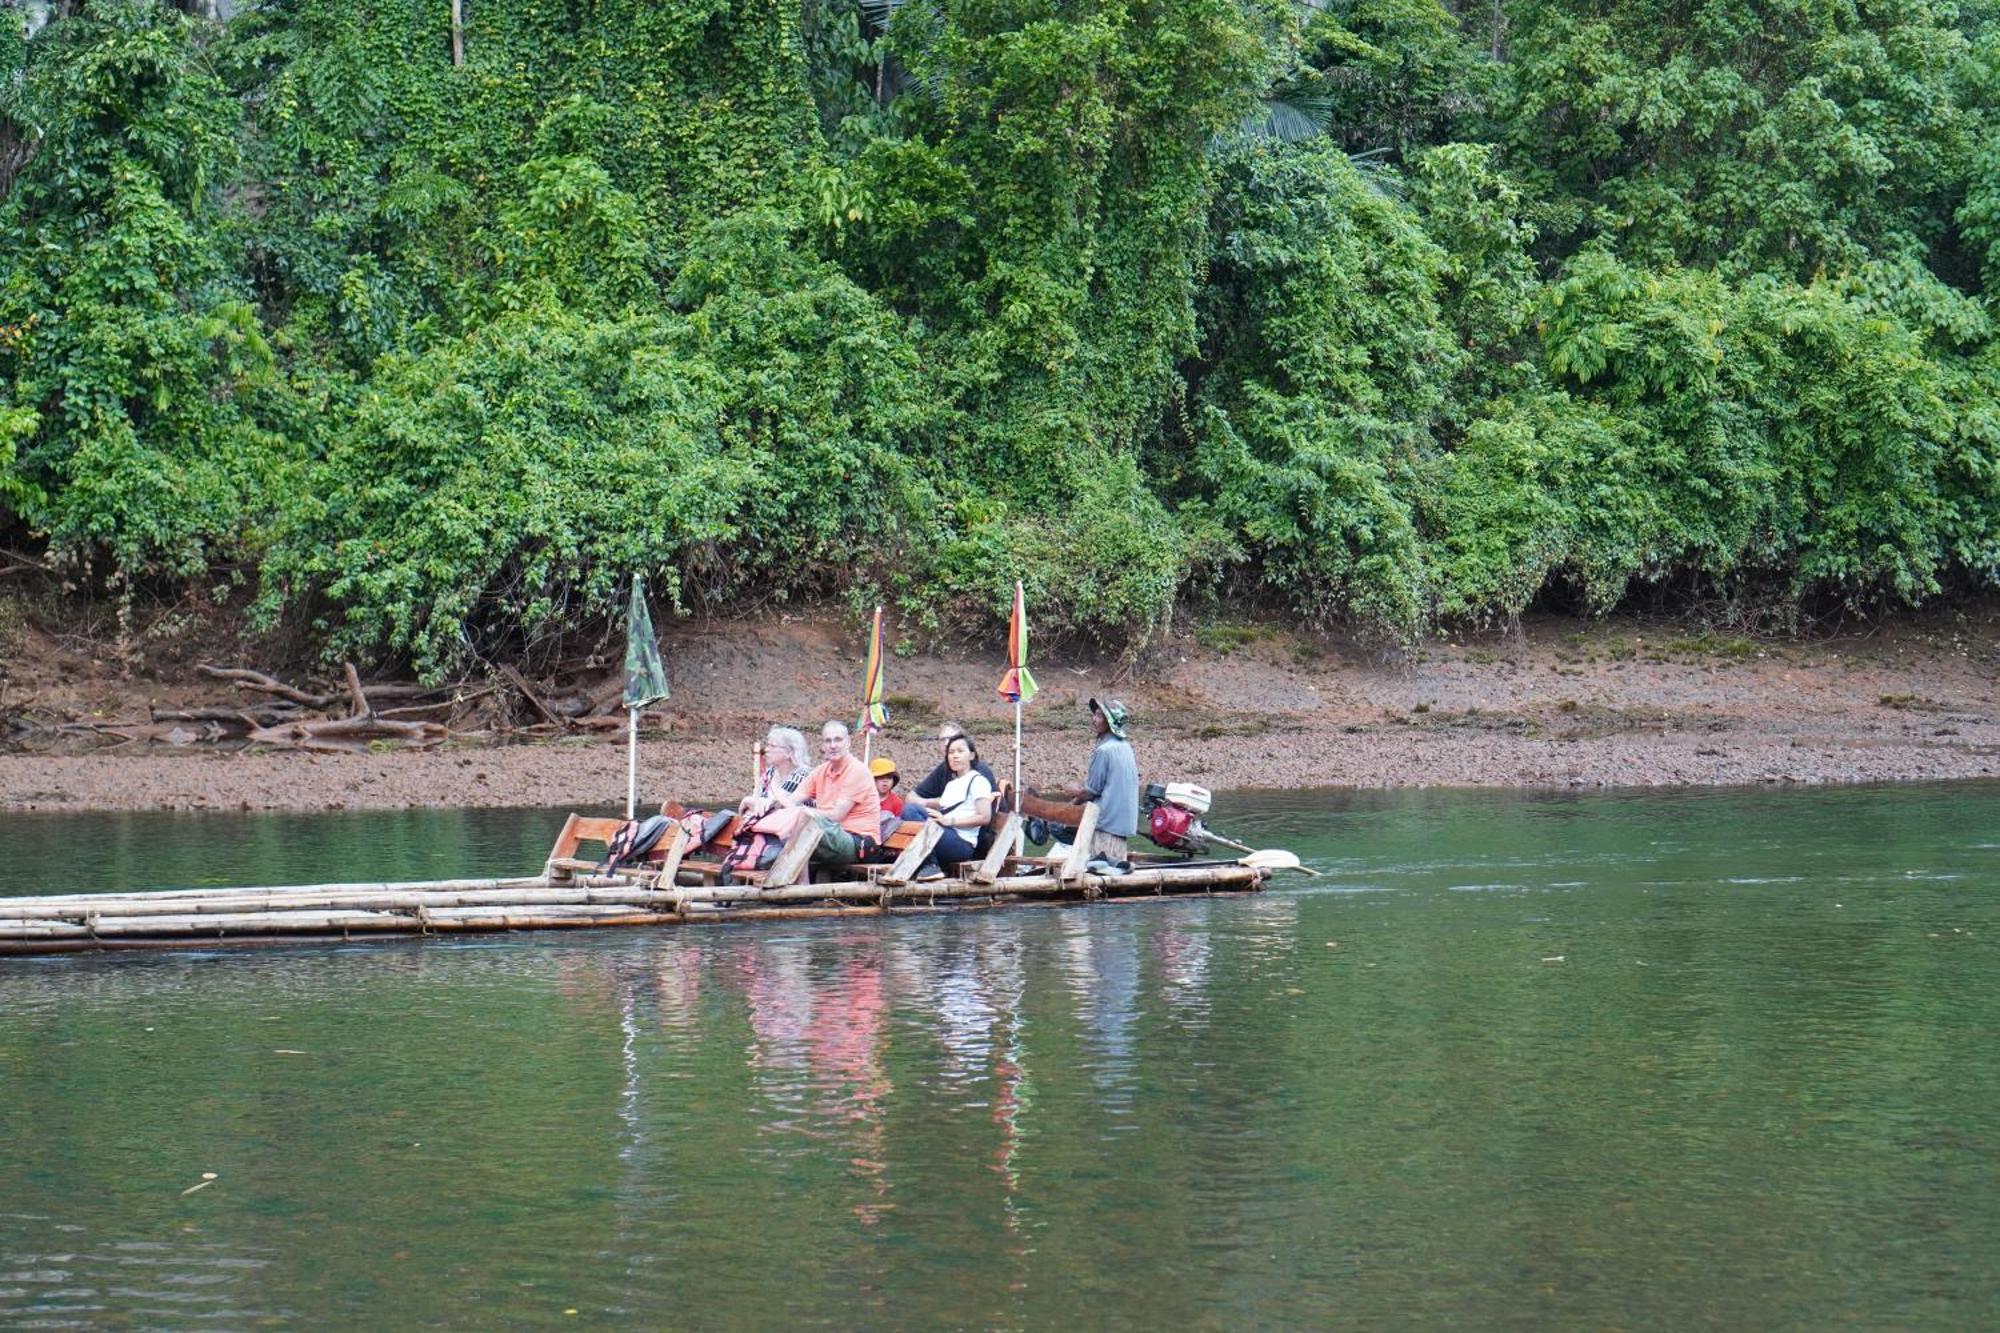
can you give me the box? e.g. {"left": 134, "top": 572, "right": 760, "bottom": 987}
{"left": 0, "top": 802, "right": 1272, "bottom": 955}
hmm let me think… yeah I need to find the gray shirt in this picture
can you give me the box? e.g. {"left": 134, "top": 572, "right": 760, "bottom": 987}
{"left": 1083, "top": 736, "right": 1139, "bottom": 837}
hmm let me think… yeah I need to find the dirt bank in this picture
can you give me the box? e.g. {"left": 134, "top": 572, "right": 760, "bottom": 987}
{"left": 2, "top": 605, "right": 1997, "bottom": 812}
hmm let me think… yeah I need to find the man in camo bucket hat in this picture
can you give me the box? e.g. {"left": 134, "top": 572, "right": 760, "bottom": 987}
{"left": 1067, "top": 697, "right": 1137, "bottom": 874}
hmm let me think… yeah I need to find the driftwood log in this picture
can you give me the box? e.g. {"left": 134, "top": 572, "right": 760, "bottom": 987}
{"left": 500, "top": 664, "right": 562, "bottom": 726}
{"left": 196, "top": 665, "right": 449, "bottom": 710}
{"left": 245, "top": 716, "right": 447, "bottom": 752}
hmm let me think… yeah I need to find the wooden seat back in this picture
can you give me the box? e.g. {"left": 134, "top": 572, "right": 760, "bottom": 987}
{"left": 544, "top": 814, "right": 630, "bottom": 879}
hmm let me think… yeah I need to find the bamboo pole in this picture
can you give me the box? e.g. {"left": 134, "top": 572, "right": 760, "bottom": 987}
{"left": 0, "top": 885, "right": 685, "bottom": 921}
{"left": 10, "top": 875, "right": 558, "bottom": 909}
{"left": 0, "top": 906, "right": 693, "bottom": 939}
{"left": 0, "top": 879, "right": 1267, "bottom": 954}
{"left": 0, "top": 864, "right": 1260, "bottom": 932}
{"left": 674, "top": 863, "right": 1261, "bottom": 905}
{"left": 1013, "top": 696, "right": 1023, "bottom": 854}
{"left": 3, "top": 859, "right": 1259, "bottom": 918}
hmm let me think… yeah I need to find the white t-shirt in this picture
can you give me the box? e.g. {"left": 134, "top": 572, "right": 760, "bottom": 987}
{"left": 936, "top": 770, "right": 994, "bottom": 827}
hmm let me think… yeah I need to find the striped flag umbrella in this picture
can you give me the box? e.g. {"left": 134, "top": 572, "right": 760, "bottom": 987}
{"left": 999, "top": 581, "right": 1035, "bottom": 849}
{"left": 859, "top": 604, "right": 888, "bottom": 756}
{"left": 998, "top": 580, "right": 1038, "bottom": 705}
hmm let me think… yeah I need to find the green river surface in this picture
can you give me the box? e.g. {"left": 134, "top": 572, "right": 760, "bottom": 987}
{"left": 2, "top": 782, "right": 1997, "bottom": 1329}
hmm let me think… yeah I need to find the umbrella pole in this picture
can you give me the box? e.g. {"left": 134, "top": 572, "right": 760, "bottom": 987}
{"left": 1013, "top": 698, "right": 1024, "bottom": 854}
{"left": 625, "top": 708, "right": 639, "bottom": 820}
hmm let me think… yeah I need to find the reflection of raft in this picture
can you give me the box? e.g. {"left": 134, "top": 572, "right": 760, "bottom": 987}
{"left": 0, "top": 799, "right": 1282, "bottom": 956}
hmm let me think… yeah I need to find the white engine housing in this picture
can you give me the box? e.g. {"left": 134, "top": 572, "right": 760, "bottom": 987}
{"left": 1162, "top": 782, "right": 1212, "bottom": 815}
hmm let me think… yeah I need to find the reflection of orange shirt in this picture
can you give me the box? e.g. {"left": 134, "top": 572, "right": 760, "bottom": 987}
{"left": 798, "top": 756, "right": 881, "bottom": 839}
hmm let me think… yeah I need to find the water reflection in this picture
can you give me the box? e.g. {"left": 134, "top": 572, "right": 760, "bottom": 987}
{"left": 4, "top": 782, "right": 2000, "bottom": 1328}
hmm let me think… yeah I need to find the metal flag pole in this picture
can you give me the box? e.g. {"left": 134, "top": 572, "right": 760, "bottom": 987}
{"left": 626, "top": 708, "right": 639, "bottom": 820}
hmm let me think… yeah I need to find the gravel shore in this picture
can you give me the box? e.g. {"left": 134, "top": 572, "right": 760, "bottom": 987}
{"left": 4, "top": 610, "right": 1996, "bottom": 812}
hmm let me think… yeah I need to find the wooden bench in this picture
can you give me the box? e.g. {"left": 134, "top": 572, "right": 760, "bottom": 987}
{"left": 544, "top": 815, "right": 631, "bottom": 880}
{"left": 547, "top": 783, "right": 1028, "bottom": 892}
{"left": 657, "top": 805, "right": 744, "bottom": 885}
{"left": 544, "top": 811, "right": 737, "bottom": 884}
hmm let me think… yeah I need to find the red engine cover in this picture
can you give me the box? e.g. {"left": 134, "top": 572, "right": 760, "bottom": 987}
{"left": 1149, "top": 802, "right": 1199, "bottom": 850}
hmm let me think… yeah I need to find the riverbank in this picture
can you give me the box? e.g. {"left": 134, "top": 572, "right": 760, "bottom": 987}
{"left": 3, "top": 605, "right": 1996, "bottom": 811}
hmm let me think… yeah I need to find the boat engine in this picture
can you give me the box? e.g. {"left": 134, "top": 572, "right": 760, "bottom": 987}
{"left": 1145, "top": 782, "right": 1213, "bottom": 855}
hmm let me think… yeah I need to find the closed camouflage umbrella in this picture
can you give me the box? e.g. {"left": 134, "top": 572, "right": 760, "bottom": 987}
{"left": 623, "top": 577, "right": 669, "bottom": 818}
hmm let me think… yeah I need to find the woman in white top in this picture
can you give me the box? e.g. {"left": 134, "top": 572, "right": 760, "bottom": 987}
{"left": 918, "top": 734, "right": 994, "bottom": 878}
{"left": 748, "top": 726, "right": 811, "bottom": 807}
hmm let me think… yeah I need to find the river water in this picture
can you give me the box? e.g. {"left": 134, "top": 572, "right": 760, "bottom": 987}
{"left": 1, "top": 783, "right": 1996, "bottom": 1328}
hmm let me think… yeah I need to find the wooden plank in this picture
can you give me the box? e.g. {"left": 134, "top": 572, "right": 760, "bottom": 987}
{"left": 657, "top": 823, "right": 691, "bottom": 888}
{"left": 0, "top": 865, "right": 1272, "bottom": 951}
{"left": 544, "top": 813, "right": 582, "bottom": 879}
{"left": 881, "top": 821, "right": 941, "bottom": 886}
{"left": 761, "top": 818, "right": 824, "bottom": 888}
{"left": 676, "top": 858, "right": 726, "bottom": 885}
{"left": 970, "top": 814, "right": 1019, "bottom": 884}
{"left": 1060, "top": 802, "right": 1100, "bottom": 884}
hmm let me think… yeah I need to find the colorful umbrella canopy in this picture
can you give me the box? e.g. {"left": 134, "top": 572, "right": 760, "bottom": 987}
{"left": 623, "top": 578, "right": 669, "bottom": 710}
{"left": 859, "top": 605, "right": 889, "bottom": 733}
{"left": 998, "top": 581, "right": 1038, "bottom": 704}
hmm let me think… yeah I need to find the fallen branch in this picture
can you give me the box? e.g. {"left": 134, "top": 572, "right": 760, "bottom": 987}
{"left": 198, "top": 664, "right": 457, "bottom": 710}
{"left": 150, "top": 706, "right": 301, "bottom": 728}
{"left": 500, "top": 664, "right": 562, "bottom": 726}
{"left": 0, "top": 548, "right": 49, "bottom": 578}
{"left": 197, "top": 665, "right": 330, "bottom": 707}
{"left": 245, "top": 716, "right": 448, "bottom": 750}
{"left": 343, "top": 662, "right": 370, "bottom": 719}
{"left": 375, "top": 689, "right": 493, "bottom": 721}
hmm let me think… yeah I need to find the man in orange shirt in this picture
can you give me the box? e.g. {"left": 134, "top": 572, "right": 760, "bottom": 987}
{"left": 746, "top": 719, "right": 882, "bottom": 868}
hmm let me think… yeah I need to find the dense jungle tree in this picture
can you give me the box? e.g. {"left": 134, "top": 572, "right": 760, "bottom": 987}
{"left": 0, "top": 0, "right": 1995, "bottom": 671}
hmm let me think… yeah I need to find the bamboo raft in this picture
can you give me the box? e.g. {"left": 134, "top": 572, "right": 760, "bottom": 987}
{"left": 0, "top": 802, "right": 1279, "bottom": 956}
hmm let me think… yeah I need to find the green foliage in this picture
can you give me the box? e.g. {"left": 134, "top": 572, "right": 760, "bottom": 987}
{"left": 920, "top": 457, "right": 1188, "bottom": 649}
{"left": 258, "top": 307, "right": 733, "bottom": 677}
{"left": 262, "top": 210, "right": 948, "bottom": 678}
{"left": 0, "top": 402, "right": 39, "bottom": 514}
{"left": 1184, "top": 138, "right": 1451, "bottom": 643}
{"left": 0, "top": 0, "right": 299, "bottom": 578}
{"left": 1425, "top": 252, "right": 2000, "bottom": 616}
{"left": 1498, "top": 0, "right": 1985, "bottom": 277}
{"left": 2, "top": 0, "right": 1997, "bottom": 666}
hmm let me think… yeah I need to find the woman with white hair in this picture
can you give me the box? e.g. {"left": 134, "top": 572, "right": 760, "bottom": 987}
{"left": 751, "top": 725, "right": 812, "bottom": 803}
